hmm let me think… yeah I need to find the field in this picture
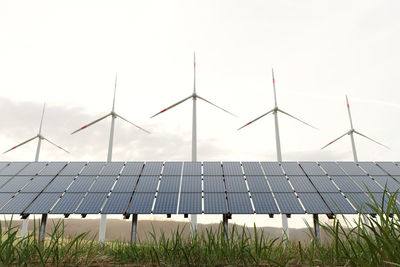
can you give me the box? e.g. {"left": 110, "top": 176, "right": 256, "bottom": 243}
{"left": 0, "top": 192, "right": 399, "bottom": 266}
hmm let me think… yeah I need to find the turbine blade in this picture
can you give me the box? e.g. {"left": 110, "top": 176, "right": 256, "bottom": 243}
{"left": 71, "top": 113, "right": 111, "bottom": 134}
{"left": 278, "top": 108, "right": 318, "bottom": 130}
{"left": 237, "top": 108, "right": 275, "bottom": 130}
{"left": 196, "top": 95, "right": 237, "bottom": 117}
{"left": 320, "top": 132, "right": 348, "bottom": 150}
{"left": 115, "top": 114, "right": 151, "bottom": 134}
{"left": 42, "top": 137, "right": 70, "bottom": 153}
{"left": 354, "top": 130, "right": 391, "bottom": 150}
{"left": 150, "top": 95, "right": 192, "bottom": 118}
{"left": 3, "top": 136, "right": 38, "bottom": 154}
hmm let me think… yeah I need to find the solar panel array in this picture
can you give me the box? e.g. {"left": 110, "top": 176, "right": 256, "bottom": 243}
{"left": 0, "top": 161, "right": 399, "bottom": 216}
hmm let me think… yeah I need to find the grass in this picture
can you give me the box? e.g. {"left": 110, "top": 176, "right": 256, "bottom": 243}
{"left": 0, "top": 190, "right": 399, "bottom": 266}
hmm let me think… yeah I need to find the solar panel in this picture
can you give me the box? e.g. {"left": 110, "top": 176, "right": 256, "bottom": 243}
{"left": 153, "top": 193, "right": 178, "bottom": 214}
{"left": 299, "top": 162, "right": 326, "bottom": 175}
{"left": 204, "top": 193, "right": 228, "bottom": 214}
{"left": 0, "top": 162, "right": 29, "bottom": 176}
{"left": 0, "top": 193, "right": 38, "bottom": 214}
{"left": 0, "top": 193, "right": 13, "bottom": 210}
{"left": 280, "top": 162, "right": 304, "bottom": 175}
{"left": 376, "top": 162, "right": 400, "bottom": 176}
{"left": 21, "top": 176, "right": 55, "bottom": 192}
{"left": 18, "top": 162, "right": 47, "bottom": 175}
{"left": 287, "top": 176, "right": 317, "bottom": 193}
{"left": 0, "top": 176, "right": 12, "bottom": 188}
{"left": 372, "top": 176, "right": 400, "bottom": 193}
{"left": 180, "top": 176, "right": 202, "bottom": 193}
{"left": 260, "top": 162, "right": 284, "bottom": 175}
{"left": 158, "top": 176, "right": 181, "bottom": 192}
{"left": 127, "top": 193, "right": 155, "bottom": 214}
{"left": 319, "top": 193, "right": 356, "bottom": 214}
{"left": 251, "top": 193, "right": 279, "bottom": 214}
{"left": 58, "top": 162, "right": 86, "bottom": 175}
{"left": 296, "top": 193, "right": 331, "bottom": 214}
{"left": 369, "top": 193, "right": 396, "bottom": 212}
{"left": 0, "top": 163, "right": 9, "bottom": 172}
{"left": 307, "top": 176, "right": 339, "bottom": 192}
{"left": 392, "top": 176, "right": 400, "bottom": 183}
{"left": 226, "top": 193, "right": 253, "bottom": 214}
{"left": 134, "top": 176, "right": 160, "bottom": 193}
{"left": 203, "top": 176, "right": 225, "bottom": 193}
{"left": 75, "top": 193, "right": 108, "bottom": 214}
{"left": 50, "top": 193, "right": 85, "bottom": 214}
{"left": 141, "top": 162, "right": 163, "bottom": 176}
{"left": 274, "top": 193, "right": 304, "bottom": 214}
{"left": 224, "top": 176, "right": 248, "bottom": 193}
{"left": 101, "top": 193, "right": 131, "bottom": 214}
{"left": 246, "top": 176, "right": 270, "bottom": 193}
{"left": 163, "top": 162, "right": 183, "bottom": 175}
{"left": 89, "top": 176, "right": 117, "bottom": 192}
{"left": 319, "top": 162, "right": 346, "bottom": 175}
{"left": 121, "top": 162, "right": 144, "bottom": 176}
{"left": 350, "top": 176, "right": 383, "bottom": 193}
{"left": 358, "top": 162, "right": 386, "bottom": 175}
{"left": 112, "top": 176, "right": 139, "bottom": 193}
{"left": 222, "top": 162, "right": 243, "bottom": 175}
{"left": 44, "top": 176, "right": 76, "bottom": 193}
{"left": 67, "top": 176, "right": 97, "bottom": 192}
{"left": 266, "top": 176, "right": 293, "bottom": 192}
{"left": 182, "top": 162, "right": 201, "bottom": 176}
{"left": 39, "top": 162, "right": 67, "bottom": 175}
{"left": 242, "top": 162, "right": 264, "bottom": 175}
{"left": 345, "top": 193, "right": 375, "bottom": 213}
{"left": 337, "top": 162, "right": 366, "bottom": 175}
{"left": 24, "top": 193, "right": 61, "bottom": 214}
{"left": 203, "top": 162, "right": 223, "bottom": 175}
{"left": 100, "top": 162, "right": 124, "bottom": 175}
{"left": 80, "top": 162, "right": 105, "bottom": 175}
{"left": 330, "top": 176, "right": 363, "bottom": 193}
{"left": 0, "top": 176, "right": 33, "bottom": 193}
{"left": 178, "top": 193, "right": 202, "bottom": 214}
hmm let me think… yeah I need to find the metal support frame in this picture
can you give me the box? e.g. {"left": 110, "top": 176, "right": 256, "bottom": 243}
{"left": 313, "top": 214, "right": 321, "bottom": 244}
{"left": 39, "top": 214, "right": 47, "bottom": 242}
{"left": 281, "top": 214, "right": 289, "bottom": 239}
{"left": 131, "top": 214, "right": 138, "bottom": 244}
{"left": 223, "top": 214, "right": 229, "bottom": 240}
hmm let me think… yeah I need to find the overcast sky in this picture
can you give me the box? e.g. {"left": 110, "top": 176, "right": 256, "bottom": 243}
{"left": 0, "top": 0, "right": 399, "bottom": 228}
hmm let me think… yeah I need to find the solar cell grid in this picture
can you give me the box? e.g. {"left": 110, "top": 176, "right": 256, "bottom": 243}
{"left": 319, "top": 162, "right": 346, "bottom": 175}
{"left": 178, "top": 193, "right": 202, "bottom": 214}
{"left": 66, "top": 176, "right": 97, "bottom": 193}
{"left": 141, "top": 162, "right": 163, "bottom": 176}
{"left": 358, "top": 162, "right": 386, "bottom": 175}
{"left": 0, "top": 176, "right": 33, "bottom": 193}
{"left": 296, "top": 193, "right": 331, "bottom": 214}
{"left": 350, "top": 176, "right": 383, "bottom": 193}
{"left": 89, "top": 175, "right": 117, "bottom": 192}
{"left": 260, "top": 162, "right": 284, "bottom": 175}
{"left": 251, "top": 193, "right": 279, "bottom": 214}
{"left": 50, "top": 193, "right": 85, "bottom": 214}
{"left": 153, "top": 193, "right": 178, "bottom": 214}
{"left": 44, "top": 176, "right": 76, "bottom": 193}
{"left": 224, "top": 176, "right": 248, "bottom": 193}
{"left": 182, "top": 162, "right": 201, "bottom": 176}
{"left": 203, "top": 193, "right": 228, "bottom": 214}
{"left": 58, "top": 162, "right": 86, "bottom": 175}
{"left": 338, "top": 162, "right": 366, "bottom": 175}
{"left": 281, "top": 162, "right": 304, "bottom": 175}
{"left": 246, "top": 176, "right": 270, "bottom": 193}
{"left": 0, "top": 193, "right": 13, "bottom": 210}
{"left": 39, "top": 162, "right": 67, "bottom": 175}
{"left": 180, "top": 176, "right": 202, "bottom": 193}
{"left": 112, "top": 176, "right": 139, "bottom": 193}
{"left": 127, "top": 193, "right": 155, "bottom": 214}
{"left": 0, "top": 162, "right": 29, "bottom": 176}
{"left": 101, "top": 193, "right": 132, "bottom": 214}
{"left": 162, "top": 162, "right": 183, "bottom": 175}
{"left": 19, "top": 162, "right": 47, "bottom": 175}
{"left": 134, "top": 176, "right": 160, "bottom": 193}
{"left": 242, "top": 162, "right": 264, "bottom": 175}
{"left": 0, "top": 163, "right": 9, "bottom": 172}
{"left": 0, "top": 193, "right": 38, "bottom": 214}
{"left": 222, "top": 162, "right": 243, "bottom": 175}
{"left": 307, "top": 176, "right": 339, "bottom": 193}
{"left": 21, "top": 176, "right": 55, "bottom": 192}
{"left": 266, "top": 176, "right": 293, "bottom": 192}
{"left": 75, "top": 193, "right": 108, "bottom": 214}
{"left": 80, "top": 162, "right": 105, "bottom": 175}
{"left": 287, "top": 176, "right": 317, "bottom": 192}
{"left": 330, "top": 176, "right": 363, "bottom": 193}
{"left": 0, "top": 176, "right": 13, "bottom": 189}
{"left": 345, "top": 193, "right": 375, "bottom": 213}
{"left": 24, "top": 193, "right": 61, "bottom": 214}
{"left": 100, "top": 162, "right": 124, "bottom": 175}
{"left": 203, "top": 162, "right": 223, "bottom": 175}
{"left": 158, "top": 176, "right": 181, "bottom": 192}
{"left": 203, "top": 175, "right": 225, "bottom": 193}
{"left": 376, "top": 162, "right": 400, "bottom": 176}
{"left": 299, "top": 162, "right": 326, "bottom": 175}
{"left": 226, "top": 193, "right": 253, "bottom": 214}
{"left": 372, "top": 176, "right": 400, "bottom": 193}
{"left": 274, "top": 193, "right": 304, "bottom": 214}
{"left": 120, "top": 162, "right": 144, "bottom": 176}
{"left": 320, "top": 193, "right": 356, "bottom": 214}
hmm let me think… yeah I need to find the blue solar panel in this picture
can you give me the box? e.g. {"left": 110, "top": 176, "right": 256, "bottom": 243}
{"left": 203, "top": 176, "right": 225, "bottom": 193}
{"left": 100, "top": 162, "right": 124, "bottom": 175}
{"left": 180, "top": 176, "right": 202, "bottom": 193}
{"left": 89, "top": 176, "right": 117, "bottom": 192}
{"left": 261, "top": 162, "right": 284, "bottom": 175}
{"left": 246, "top": 176, "right": 270, "bottom": 193}
{"left": 372, "top": 176, "right": 400, "bottom": 193}
{"left": 58, "top": 162, "right": 86, "bottom": 175}
{"left": 274, "top": 193, "right": 304, "bottom": 214}
{"left": 350, "top": 176, "right": 383, "bottom": 193}
{"left": 338, "top": 162, "right": 366, "bottom": 175}
{"left": 0, "top": 193, "right": 13, "bottom": 210}
{"left": 24, "top": 193, "right": 61, "bottom": 214}
{"left": 44, "top": 176, "right": 76, "bottom": 193}
{"left": 101, "top": 193, "right": 131, "bottom": 214}
{"left": 392, "top": 176, "right": 400, "bottom": 183}
{"left": 224, "top": 176, "right": 248, "bottom": 193}
{"left": 182, "top": 162, "right": 202, "bottom": 176}
{"left": 319, "top": 162, "right": 346, "bottom": 175}
{"left": 222, "top": 162, "right": 243, "bottom": 175}
{"left": 80, "top": 162, "right": 105, "bottom": 175}
{"left": 0, "top": 176, "right": 12, "bottom": 188}
{"left": 251, "top": 193, "right": 279, "bottom": 214}
{"left": 330, "top": 176, "right": 363, "bottom": 193}
{"left": 0, "top": 176, "right": 33, "bottom": 193}
{"left": 112, "top": 176, "right": 139, "bottom": 193}
{"left": 0, "top": 193, "right": 38, "bottom": 214}
{"left": 203, "top": 162, "right": 223, "bottom": 175}
{"left": 376, "top": 162, "right": 400, "bottom": 176}
{"left": 204, "top": 193, "right": 228, "bottom": 214}
{"left": 178, "top": 193, "right": 202, "bottom": 214}
{"left": 127, "top": 193, "right": 155, "bottom": 214}
{"left": 134, "top": 176, "right": 160, "bottom": 193}
{"left": 141, "top": 162, "right": 163, "bottom": 176}
{"left": 227, "top": 193, "right": 253, "bottom": 214}
{"left": 267, "top": 176, "right": 293, "bottom": 192}
{"left": 158, "top": 176, "right": 180, "bottom": 192}
{"left": 18, "top": 162, "right": 47, "bottom": 175}
{"left": 121, "top": 162, "right": 144, "bottom": 176}
{"left": 163, "top": 162, "right": 183, "bottom": 175}
{"left": 242, "top": 162, "right": 264, "bottom": 175}
{"left": 287, "top": 176, "right": 317, "bottom": 192}
{"left": 21, "top": 176, "right": 55, "bottom": 192}
{"left": 75, "top": 193, "right": 108, "bottom": 214}
{"left": 40, "top": 162, "right": 67, "bottom": 175}
{"left": 320, "top": 193, "right": 356, "bottom": 214}
{"left": 67, "top": 176, "right": 97, "bottom": 192}
{"left": 358, "top": 162, "right": 386, "bottom": 175}
{"left": 50, "top": 193, "right": 85, "bottom": 214}
{"left": 296, "top": 193, "right": 331, "bottom": 214}
{"left": 0, "top": 162, "right": 28, "bottom": 176}
{"left": 307, "top": 176, "right": 339, "bottom": 193}
{"left": 299, "top": 162, "right": 326, "bottom": 175}
{"left": 153, "top": 193, "right": 178, "bottom": 214}
{"left": 281, "top": 162, "right": 304, "bottom": 175}
{"left": 345, "top": 193, "right": 375, "bottom": 213}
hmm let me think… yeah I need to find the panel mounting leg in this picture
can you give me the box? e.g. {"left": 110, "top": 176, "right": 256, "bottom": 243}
{"left": 281, "top": 214, "right": 289, "bottom": 240}
{"left": 223, "top": 214, "right": 229, "bottom": 240}
{"left": 20, "top": 217, "right": 29, "bottom": 240}
{"left": 99, "top": 214, "right": 107, "bottom": 243}
{"left": 39, "top": 214, "right": 48, "bottom": 243}
{"left": 313, "top": 214, "right": 321, "bottom": 244}
{"left": 131, "top": 214, "right": 138, "bottom": 245}
{"left": 190, "top": 214, "right": 197, "bottom": 235}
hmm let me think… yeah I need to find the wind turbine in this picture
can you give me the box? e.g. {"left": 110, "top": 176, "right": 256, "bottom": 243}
{"left": 3, "top": 103, "right": 69, "bottom": 240}
{"left": 150, "top": 53, "right": 237, "bottom": 232}
{"left": 238, "top": 69, "right": 317, "bottom": 239}
{"left": 320, "top": 95, "right": 390, "bottom": 162}
{"left": 71, "top": 74, "right": 150, "bottom": 243}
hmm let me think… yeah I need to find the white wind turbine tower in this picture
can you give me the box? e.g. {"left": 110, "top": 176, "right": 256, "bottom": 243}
{"left": 3, "top": 103, "right": 70, "bottom": 240}
{"left": 320, "top": 95, "right": 390, "bottom": 162}
{"left": 150, "top": 53, "right": 237, "bottom": 232}
{"left": 238, "top": 69, "right": 317, "bottom": 239}
{"left": 71, "top": 74, "right": 150, "bottom": 243}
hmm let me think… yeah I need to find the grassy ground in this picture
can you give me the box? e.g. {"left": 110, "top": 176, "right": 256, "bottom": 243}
{"left": 1, "top": 191, "right": 399, "bottom": 266}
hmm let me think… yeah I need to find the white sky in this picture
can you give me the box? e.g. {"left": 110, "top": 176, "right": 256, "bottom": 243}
{"left": 0, "top": 0, "right": 399, "bottom": 229}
